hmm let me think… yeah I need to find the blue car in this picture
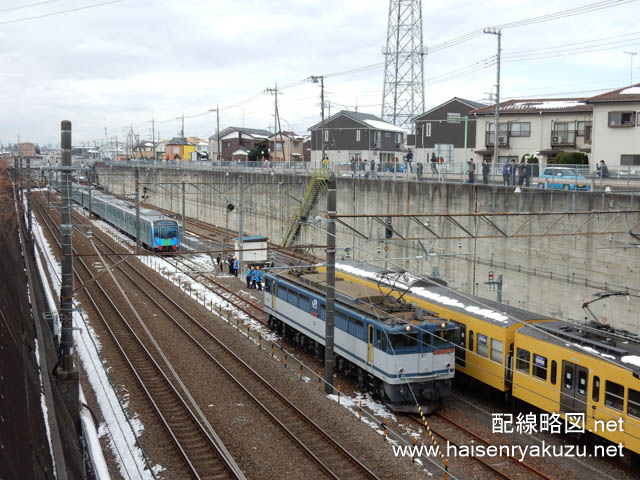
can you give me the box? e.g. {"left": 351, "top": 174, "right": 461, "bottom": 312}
{"left": 537, "top": 167, "right": 590, "bottom": 191}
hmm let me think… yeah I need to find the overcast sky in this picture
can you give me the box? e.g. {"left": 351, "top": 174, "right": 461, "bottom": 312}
{"left": 1, "top": 0, "right": 639, "bottom": 146}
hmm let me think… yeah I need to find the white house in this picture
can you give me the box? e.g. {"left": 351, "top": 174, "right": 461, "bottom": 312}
{"left": 587, "top": 83, "right": 640, "bottom": 167}
{"left": 471, "top": 98, "right": 593, "bottom": 166}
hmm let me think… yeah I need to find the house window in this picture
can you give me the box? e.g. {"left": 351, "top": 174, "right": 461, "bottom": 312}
{"left": 637, "top": 112, "right": 640, "bottom": 126}
{"left": 576, "top": 121, "right": 591, "bottom": 136}
{"left": 621, "top": 155, "right": 640, "bottom": 166}
{"left": 323, "top": 130, "right": 329, "bottom": 142}
{"left": 608, "top": 111, "right": 636, "bottom": 127}
{"left": 375, "top": 131, "right": 381, "bottom": 145}
{"left": 509, "top": 122, "right": 531, "bottom": 137}
{"left": 385, "top": 132, "right": 391, "bottom": 138}
{"left": 275, "top": 142, "right": 284, "bottom": 152}
{"left": 395, "top": 132, "right": 402, "bottom": 143}
{"left": 425, "top": 123, "right": 431, "bottom": 137}
{"left": 356, "top": 130, "right": 361, "bottom": 142}
{"left": 172, "top": 147, "right": 179, "bottom": 154}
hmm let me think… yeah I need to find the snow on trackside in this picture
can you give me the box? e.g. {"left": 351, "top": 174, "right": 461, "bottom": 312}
{"left": 32, "top": 214, "right": 162, "bottom": 479}
{"left": 34, "top": 339, "right": 56, "bottom": 478}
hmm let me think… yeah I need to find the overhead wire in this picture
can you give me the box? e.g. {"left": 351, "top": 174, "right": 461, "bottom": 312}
{"left": 0, "top": 0, "right": 124, "bottom": 26}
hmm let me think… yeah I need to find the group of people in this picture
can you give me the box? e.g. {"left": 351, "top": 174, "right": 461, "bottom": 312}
{"left": 214, "top": 254, "right": 239, "bottom": 276}
{"left": 245, "top": 266, "right": 263, "bottom": 290}
{"left": 500, "top": 159, "right": 533, "bottom": 187}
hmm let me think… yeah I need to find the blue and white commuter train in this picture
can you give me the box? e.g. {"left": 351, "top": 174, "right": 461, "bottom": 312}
{"left": 71, "top": 184, "right": 181, "bottom": 252}
{"left": 264, "top": 269, "right": 457, "bottom": 412}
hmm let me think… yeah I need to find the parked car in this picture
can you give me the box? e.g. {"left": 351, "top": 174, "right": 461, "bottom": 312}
{"left": 536, "top": 167, "right": 591, "bottom": 191}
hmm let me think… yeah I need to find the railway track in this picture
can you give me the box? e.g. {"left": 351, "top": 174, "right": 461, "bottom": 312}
{"left": 405, "top": 413, "right": 556, "bottom": 480}
{"left": 33, "top": 198, "right": 245, "bottom": 480}
{"left": 39, "top": 196, "right": 382, "bottom": 479}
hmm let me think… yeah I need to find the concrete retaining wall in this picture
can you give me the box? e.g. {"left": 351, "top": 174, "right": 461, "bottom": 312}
{"left": 96, "top": 165, "right": 640, "bottom": 334}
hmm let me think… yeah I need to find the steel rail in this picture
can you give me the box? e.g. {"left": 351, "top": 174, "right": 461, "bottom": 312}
{"left": 33, "top": 197, "right": 245, "bottom": 480}
{"left": 89, "top": 226, "right": 380, "bottom": 480}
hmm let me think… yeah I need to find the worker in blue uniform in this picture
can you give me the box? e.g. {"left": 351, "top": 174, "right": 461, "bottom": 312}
{"left": 256, "top": 266, "right": 263, "bottom": 291}
{"left": 233, "top": 257, "right": 239, "bottom": 277}
{"left": 246, "top": 266, "right": 253, "bottom": 288}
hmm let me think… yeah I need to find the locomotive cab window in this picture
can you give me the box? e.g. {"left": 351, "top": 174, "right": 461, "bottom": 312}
{"left": 432, "top": 329, "right": 455, "bottom": 348}
{"left": 604, "top": 380, "right": 624, "bottom": 411}
{"left": 628, "top": 388, "right": 640, "bottom": 420}
{"left": 389, "top": 333, "right": 418, "bottom": 351}
{"left": 592, "top": 376, "right": 600, "bottom": 402}
{"left": 532, "top": 354, "right": 548, "bottom": 381}
{"left": 516, "top": 348, "right": 531, "bottom": 374}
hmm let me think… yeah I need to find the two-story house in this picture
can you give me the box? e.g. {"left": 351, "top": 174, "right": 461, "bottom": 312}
{"left": 587, "top": 83, "right": 640, "bottom": 167}
{"left": 134, "top": 141, "right": 155, "bottom": 160}
{"left": 208, "top": 127, "right": 272, "bottom": 162}
{"left": 413, "top": 97, "right": 486, "bottom": 164}
{"left": 308, "top": 110, "right": 405, "bottom": 167}
{"left": 267, "top": 132, "right": 306, "bottom": 162}
{"left": 165, "top": 137, "right": 195, "bottom": 161}
{"left": 471, "top": 98, "right": 593, "bottom": 166}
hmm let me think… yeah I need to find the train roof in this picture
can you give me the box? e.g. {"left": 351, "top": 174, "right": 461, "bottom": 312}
{"left": 277, "top": 270, "right": 450, "bottom": 330}
{"left": 335, "top": 260, "right": 550, "bottom": 328}
{"left": 517, "top": 321, "right": 640, "bottom": 373}
{"left": 87, "top": 188, "right": 177, "bottom": 224}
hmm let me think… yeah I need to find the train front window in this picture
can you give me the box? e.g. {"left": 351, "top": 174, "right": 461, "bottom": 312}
{"left": 389, "top": 333, "right": 418, "bottom": 351}
{"left": 432, "top": 329, "right": 455, "bottom": 348}
{"left": 157, "top": 226, "right": 178, "bottom": 239}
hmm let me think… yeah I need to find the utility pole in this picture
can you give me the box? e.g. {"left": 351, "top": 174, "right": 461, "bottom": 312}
{"left": 324, "top": 173, "right": 336, "bottom": 393}
{"left": 182, "top": 181, "right": 186, "bottom": 244}
{"left": 484, "top": 28, "right": 502, "bottom": 168}
{"left": 135, "top": 168, "right": 141, "bottom": 250}
{"left": 209, "top": 106, "right": 221, "bottom": 161}
{"left": 178, "top": 113, "right": 185, "bottom": 138}
{"left": 309, "top": 75, "right": 325, "bottom": 166}
{"left": 623, "top": 51, "right": 637, "bottom": 84}
{"left": 59, "top": 121, "right": 77, "bottom": 384}
{"left": 238, "top": 175, "right": 243, "bottom": 274}
{"left": 150, "top": 118, "right": 156, "bottom": 161}
{"left": 26, "top": 157, "right": 32, "bottom": 236}
{"left": 265, "top": 85, "right": 284, "bottom": 161}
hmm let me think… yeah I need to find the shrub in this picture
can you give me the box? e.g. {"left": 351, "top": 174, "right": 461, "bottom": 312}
{"left": 554, "top": 151, "right": 588, "bottom": 165}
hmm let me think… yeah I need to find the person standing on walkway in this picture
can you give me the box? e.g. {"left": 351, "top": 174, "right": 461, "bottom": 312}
{"left": 256, "top": 266, "right": 263, "bottom": 291}
{"left": 509, "top": 159, "right": 517, "bottom": 186}
{"left": 233, "top": 257, "right": 239, "bottom": 277}
{"left": 524, "top": 162, "right": 532, "bottom": 187}
{"left": 246, "top": 266, "right": 253, "bottom": 288}
{"left": 416, "top": 162, "right": 423, "bottom": 181}
{"left": 482, "top": 158, "right": 490, "bottom": 184}
{"left": 597, "top": 160, "right": 610, "bottom": 178}
{"left": 430, "top": 152, "right": 438, "bottom": 176}
{"left": 517, "top": 161, "right": 526, "bottom": 186}
{"left": 370, "top": 158, "right": 376, "bottom": 178}
{"left": 216, "top": 254, "right": 223, "bottom": 273}
{"left": 467, "top": 158, "right": 476, "bottom": 184}
{"left": 502, "top": 162, "right": 510, "bottom": 186}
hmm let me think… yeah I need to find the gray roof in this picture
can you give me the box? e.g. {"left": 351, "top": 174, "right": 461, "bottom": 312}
{"left": 308, "top": 110, "right": 404, "bottom": 132}
{"left": 209, "top": 127, "right": 272, "bottom": 141}
{"left": 414, "top": 97, "right": 487, "bottom": 121}
{"left": 167, "top": 136, "right": 193, "bottom": 145}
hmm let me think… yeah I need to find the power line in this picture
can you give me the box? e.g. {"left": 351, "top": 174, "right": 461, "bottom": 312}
{"left": 0, "top": 0, "right": 64, "bottom": 14}
{"left": 0, "top": 0, "right": 124, "bottom": 26}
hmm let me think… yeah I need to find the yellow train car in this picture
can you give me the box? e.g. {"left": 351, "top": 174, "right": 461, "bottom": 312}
{"left": 514, "top": 322, "right": 640, "bottom": 455}
{"left": 331, "top": 261, "right": 552, "bottom": 396}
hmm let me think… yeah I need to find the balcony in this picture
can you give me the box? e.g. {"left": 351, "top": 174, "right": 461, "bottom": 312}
{"left": 551, "top": 130, "right": 576, "bottom": 147}
{"left": 485, "top": 132, "right": 509, "bottom": 147}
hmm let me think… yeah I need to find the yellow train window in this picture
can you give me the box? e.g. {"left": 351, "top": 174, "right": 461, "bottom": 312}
{"left": 628, "top": 389, "right": 640, "bottom": 420}
{"left": 477, "top": 334, "right": 488, "bottom": 358}
{"left": 516, "top": 348, "right": 530, "bottom": 374}
{"left": 491, "top": 339, "right": 503, "bottom": 364}
{"left": 592, "top": 376, "right": 600, "bottom": 402}
{"left": 605, "top": 381, "right": 624, "bottom": 411}
{"left": 551, "top": 360, "right": 557, "bottom": 385}
{"left": 532, "top": 354, "right": 547, "bottom": 381}
{"left": 469, "top": 330, "right": 474, "bottom": 352}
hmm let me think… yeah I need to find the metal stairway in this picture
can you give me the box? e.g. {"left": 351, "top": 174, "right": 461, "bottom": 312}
{"left": 281, "top": 168, "right": 330, "bottom": 247}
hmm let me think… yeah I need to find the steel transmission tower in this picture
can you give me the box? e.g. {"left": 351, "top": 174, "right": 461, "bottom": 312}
{"left": 381, "top": 0, "right": 425, "bottom": 131}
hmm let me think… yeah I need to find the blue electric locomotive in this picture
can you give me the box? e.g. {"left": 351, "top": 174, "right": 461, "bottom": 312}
{"left": 71, "top": 184, "right": 180, "bottom": 251}
{"left": 264, "top": 268, "right": 457, "bottom": 412}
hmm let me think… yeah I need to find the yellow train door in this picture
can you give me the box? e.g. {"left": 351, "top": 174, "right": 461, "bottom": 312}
{"left": 561, "top": 360, "right": 588, "bottom": 414}
{"left": 367, "top": 325, "right": 374, "bottom": 364}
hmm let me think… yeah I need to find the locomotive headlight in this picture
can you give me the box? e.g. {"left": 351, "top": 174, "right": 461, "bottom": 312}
{"left": 405, "top": 325, "right": 412, "bottom": 332}
{"left": 440, "top": 322, "right": 446, "bottom": 329}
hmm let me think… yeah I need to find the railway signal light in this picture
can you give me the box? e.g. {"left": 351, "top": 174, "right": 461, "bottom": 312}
{"left": 384, "top": 216, "right": 393, "bottom": 239}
